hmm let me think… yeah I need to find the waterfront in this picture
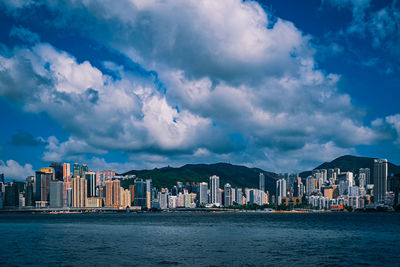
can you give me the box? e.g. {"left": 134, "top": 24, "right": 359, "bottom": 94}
{"left": 0, "top": 212, "right": 399, "bottom": 266}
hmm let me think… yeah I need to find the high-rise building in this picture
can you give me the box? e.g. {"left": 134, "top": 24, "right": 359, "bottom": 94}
{"left": 276, "top": 178, "right": 286, "bottom": 205}
{"left": 224, "top": 183, "right": 232, "bottom": 207}
{"left": 50, "top": 163, "right": 63, "bottom": 181}
{"left": 146, "top": 179, "right": 152, "bottom": 209}
{"left": 85, "top": 171, "right": 97, "bottom": 197}
{"left": 73, "top": 163, "right": 80, "bottom": 178}
{"left": 105, "top": 179, "right": 121, "bottom": 207}
{"left": 72, "top": 177, "right": 87, "bottom": 207}
{"left": 63, "top": 163, "right": 71, "bottom": 180}
{"left": 49, "top": 181, "right": 64, "bottom": 208}
{"left": 236, "top": 188, "right": 243, "bottom": 205}
{"left": 129, "top": 185, "right": 135, "bottom": 206}
{"left": 199, "top": 182, "right": 208, "bottom": 205}
{"left": 209, "top": 175, "right": 220, "bottom": 205}
{"left": 293, "top": 177, "right": 303, "bottom": 197}
{"left": 374, "top": 159, "right": 388, "bottom": 204}
{"left": 134, "top": 179, "right": 146, "bottom": 207}
{"left": 4, "top": 182, "right": 19, "bottom": 207}
{"left": 113, "top": 179, "right": 121, "bottom": 207}
{"left": 25, "top": 177, "right": 35, "bottom": 207}
{"left": 359, "top": 168, "right": 371, "bottom": 185}
{"left": 259, "top": 173, "right": 265, "bottom": 192}
{"left": 66, "top": 187, "right": 72, "bottom": 207}
{"left": 80, "top": 164, "right": 89, "bottom": 177}
{"left": 305, "top": 176, "right": 315, "bottom": 196}
{"left": 35, "top": 169, "right": 53, "bottom": 202}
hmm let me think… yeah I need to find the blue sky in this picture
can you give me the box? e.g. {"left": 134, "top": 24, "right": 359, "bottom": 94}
{"left": 0, "top": 0, "right": 399, "bottom": 179}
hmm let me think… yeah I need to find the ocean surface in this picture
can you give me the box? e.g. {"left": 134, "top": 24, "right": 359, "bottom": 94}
{"left": 0, "top": 212, "right": 399, "bottom": 266}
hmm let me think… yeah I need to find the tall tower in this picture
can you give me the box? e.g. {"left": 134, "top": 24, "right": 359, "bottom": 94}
{"left": 146, "top": 179, "right": 152, "bottom": 209}
{"left": 209, "top": 175, "right": 220, "bottom": 205}
{"left": 276, "top": 178, "right": 286, "bottom": 205}
{"left": 374, "top": 159, "right": 388, "bottom": 204}
{"left": 73, "top": 163, "right": 80, "bottom": 178}
{"left": 134, "top": 179, "right": 146, "bottom": 207}
{"left": 199, "top": 182, "right": 208, "bottom": 205}
{"left": 224, "top": 183, "right": 232, "bottom": 207}
{"left": 49, "top": 181, "right": 64, "bottom": 208}
{"left": 72, "top": 177, "right": 87, "bottom": 207}
{"left": 85, "top": 171, "right": 97, "bottom": 197}
{"left": 359, "top": 168, "right": 371, "bottom": 185}
{"left": 259, "top": 173, "right": 265, "bottom": 192}
{"left": 63, "top": 163, "right": 71, "bottom": 181}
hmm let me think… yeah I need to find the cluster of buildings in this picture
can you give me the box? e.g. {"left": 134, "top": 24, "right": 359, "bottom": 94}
{"left": 0, "top": 163, "right": 272, "bottom": 211}
{"left": 0, "top": 158, "right": 398, "bottom": 211}
{"left": 276, "top": 159, "right": 400, "bottom": 210}
{"left": 0, "top": 163, "right": 128, "bottom": 210}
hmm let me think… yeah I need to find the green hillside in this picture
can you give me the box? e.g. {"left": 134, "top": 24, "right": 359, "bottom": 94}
{"left": 120, "top": 163, "right": 278, "bottom": 194}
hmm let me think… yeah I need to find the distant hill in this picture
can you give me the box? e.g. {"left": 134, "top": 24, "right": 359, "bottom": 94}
{"left": 121, "top": 163, "right": 278, "bottom": 194}
{"left": 120, "top": 155, "right": 400, "bottom": 194}
{"left": 299, "top": 155, "right": 400, "bottom": 178}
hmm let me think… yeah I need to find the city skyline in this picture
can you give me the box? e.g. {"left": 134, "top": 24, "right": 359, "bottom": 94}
{"left": 0, "top": 0, "right": 400, "bottom": 179}
{"left": 1, "top": 156, "right": 398, "bottom": 211}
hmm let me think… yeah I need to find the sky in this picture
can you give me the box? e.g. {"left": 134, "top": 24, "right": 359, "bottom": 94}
{"left": 0, "top": 0, "right": 399, "bottom": 180}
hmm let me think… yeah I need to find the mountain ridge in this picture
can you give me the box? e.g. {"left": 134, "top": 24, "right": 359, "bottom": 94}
{"left": 121, "top": 155, "right": 400, "bottom": 194}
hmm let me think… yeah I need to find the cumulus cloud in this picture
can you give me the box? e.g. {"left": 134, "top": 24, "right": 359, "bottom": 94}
{"left": 42, "top": 136, "right": 107, "bottom": 162}
{"left": 0, "top": 0, "right": 395, "bottom": 171}
{"left": 0, "top": 159, "right": 34, "bottom": 180}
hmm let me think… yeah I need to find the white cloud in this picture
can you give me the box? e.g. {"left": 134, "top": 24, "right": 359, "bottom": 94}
{"left": 386, "top": 114, "right": 400, "bottom": 144}
{"left": 0, "top": 0, "right": 395, "bottom": 171}
{"left": 42, "top": 136, "right": 107, "bottom": 162}
{"left": 0, "top": 159, "right": 34, "bottom": 180}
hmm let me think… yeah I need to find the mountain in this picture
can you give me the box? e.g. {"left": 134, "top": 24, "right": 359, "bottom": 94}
{"left": 120, "top": 155, "right": 400, "bottom": 194}
{"left": 299, "top": 155, "right": 400, "bottom": 178}
{"left": 120, "top": 163, "right": 278, "bottom": 194}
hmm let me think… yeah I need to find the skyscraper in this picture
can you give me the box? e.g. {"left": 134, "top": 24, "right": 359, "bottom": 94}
{"left": 146, "top": 179, "right": 152, "bottom": 209}
{"left": 63, "top": 163, "right": 71, "bottom": 180}
{"left": 35, "top": 169, "right": 53, "bottom": 202}
{"left": 49, "top": 181, "right": 64, "bottom": 208}
{"left": 359, "top": 168, "right": 371, "bottom": 185}
{"left": 224, "top": 183, "right": 232, "bottom": 207}
{"left": 259, "top": 173, "right": 265, "bottom": 192}
{"left": 374, "top": 159, "right": 388, "bottom": 204}
{"left": 134, "top": 179, "right": 146, "bottom": 207}
{"left": 113, "top": 179, "right": 121, "bottom": 208}
{"left": 85, "top": 171, "right": 97, "bottom": 197}
{"left": 80, "top": 164, "right": 89, "bottom": 177}
{"left": 72, "top": 176, "right": 87, "bottom": 207}
{"left": 276, "top": 178, "right": 286, "bottom": 205}
{"left": 50, "top": 163, "right": 63, "bottom": 181}
{"left": 25, "top": 177, "right": 35, "bottom": 207}
{"left": 73, "top": 163, "right": 80, "bottom": 178}
{"left": 199, "top": 182, "right": 208, "bottom": 205}
{"left": 129, "top": 185, "right": 135, "bottom": 206}
{"left": 209, "top": 175, "right": 220, "bottom": 205}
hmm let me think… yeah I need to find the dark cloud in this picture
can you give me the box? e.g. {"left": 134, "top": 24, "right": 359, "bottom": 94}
{"left": 10, "top": 131, "right": 46, "bottom": 147}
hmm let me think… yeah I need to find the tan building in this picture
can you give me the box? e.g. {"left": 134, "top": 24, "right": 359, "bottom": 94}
{"left": 72, "top": 176, "right": 87, "bottom": 207}
{"left": 120, "top": 189, "right": 131, "bottom": 209}
{"left": 324, "top": 188, "right": 334, "bottom": 199}
{"left": 86, "top": 197, "right": 103, "bottom": 208}
{"left": 105, "top": 179, "right": 121, "bottom": 208}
